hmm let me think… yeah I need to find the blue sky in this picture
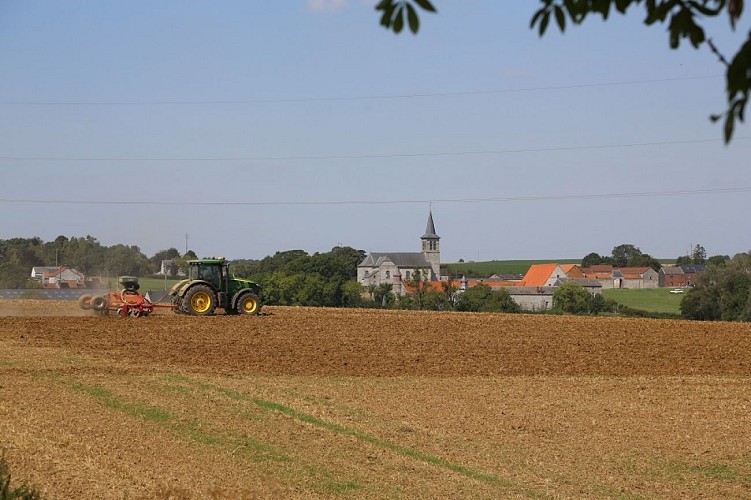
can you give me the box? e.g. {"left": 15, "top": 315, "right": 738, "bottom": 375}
{"left": 0, "top": 1, "right": 748, "bottom": 262}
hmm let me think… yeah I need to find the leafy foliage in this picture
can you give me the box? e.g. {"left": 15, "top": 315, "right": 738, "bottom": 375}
{"left": 456, "top": 284, "right": 521, "bottom": 313}
{"left": 532, "top": 0, "right": 749, "bottom": 142}
{"left": 681, "top": 251, "right": 751, "bottom": 321}
{"left": 0, "top": 236, "right": 155, "bottom": 286}
{"left": 676, "top": 244, "right": 708, "bottom": 265}
{"left": 553, "top": 282, "right": 591, "bottom": 313}
{"left": 376, "top": 0, "right": 750, "bottom": 142}
{"left": 234, "top": 246, "right": 367, "bottom": 308}
{"left": 581, "top": 243, "right": 661, "bottom": 270}
{"left": 376, "top": 0, "right": 436, "bottom": 34}
{"left": 553, "top": 282, "right": 609, "bottom": 314}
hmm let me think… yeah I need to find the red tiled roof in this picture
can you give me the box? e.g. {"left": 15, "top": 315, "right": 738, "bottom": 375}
{"left": 521, "top": 263, "right": 559, "bottom": 286}
{"left": 617, "top": 267, "right": 651, "bottom": 279}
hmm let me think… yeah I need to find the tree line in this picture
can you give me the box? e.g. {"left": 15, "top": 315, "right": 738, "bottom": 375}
{"left": 0, "top": 236, "right": 174, "bottom": 288}
{"left": 2, "top": 236, "right": 748, "bottom": 321}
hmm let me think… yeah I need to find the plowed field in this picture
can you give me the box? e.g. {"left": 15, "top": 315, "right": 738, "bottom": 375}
{"left": 1, "top": 300, "right": 750, "bottom": 499}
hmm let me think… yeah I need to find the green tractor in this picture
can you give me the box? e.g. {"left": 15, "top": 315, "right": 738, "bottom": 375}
{"left": 169, "top": 258, "right": 262, "bottom": 316}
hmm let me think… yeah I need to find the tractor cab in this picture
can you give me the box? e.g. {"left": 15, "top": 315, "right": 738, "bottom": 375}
{"left": 188, "top": 260, "right": 225, "bottom": 288}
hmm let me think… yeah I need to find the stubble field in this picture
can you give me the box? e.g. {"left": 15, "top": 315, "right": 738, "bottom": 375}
{"left": 1, "top": 299, "right": 750, "bottom": 499}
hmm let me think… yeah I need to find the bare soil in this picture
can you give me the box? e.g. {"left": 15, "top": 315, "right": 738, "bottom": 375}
{"left": 1, "top": 300, "right": 750, "bottom": 499}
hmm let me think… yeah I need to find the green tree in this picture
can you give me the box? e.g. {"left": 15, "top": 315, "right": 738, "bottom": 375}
{"left": 628, "top": 252, "right": 661, "bottom": 271}
{"left": 402, "top": 269, "right": 430, "bottom": 309}
{"left": 707, "top": 254, "right": 730, "bottom": 266}
{"left": 456, "top": 284, "right": 520, "bottom": 313}
{"left": 422, "top": 287, "right": 450, "bottom": 310}
{"left": 610, "top": 244, "right": 643, "bottom": 268}
{"left": 680, "top": 251, "right": 751, "bottom": 321}
{"left": 692, "top": 244, "right": 708, "bottom": 264}
{"left": 376, "top": 0, "right": 750, "bottom": 142}
{"left": 369, "top": 282, "right": 394, "bottom": 307}
{"left": 63, "top": 236, "right": 106, "bottom": 274}
{"left": 441, "top": 279, "right": 458, "bottom": 309}
{"left": 581, "top": 252, "right": 606, "bottom": 268}
{"left": 553, "top": 282, "right": 591, "bottom": 314}
{"left": 677, "top": 244, "right": 709, "bottom": 265}
{"left": 341, "top": 280, "right": 365, "bottom": 307}
{"left": 586, "top": 292, "right": 607, "bottom": 314}
{"left": 151, "top": 247, "right": 181, "bottom": 266}
{"left": 105, "top": 244, "right": 153, "bottom": 276}
{"left": 0, "top": 256, "right": 32, "bottom": 288}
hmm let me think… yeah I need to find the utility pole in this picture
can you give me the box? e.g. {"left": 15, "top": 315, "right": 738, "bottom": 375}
{"left": 185, "top": 233, "right": 189, "bottom": 255}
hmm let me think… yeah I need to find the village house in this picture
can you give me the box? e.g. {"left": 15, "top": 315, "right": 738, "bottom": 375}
{"left": 31, "top": 266, "right": 86, "bottom": 289}
{"left": 616, "top": 267, "right": 659, "bottom": 289}
{"left": 30, "top": 266, "right": 61, "bottom": 281}
{"left": 554, "top": 277, "right": 603, "bottom": 295}
{"left": 357, "top": 211, "right": 442, "bottom": 296}
{"left": 505, "top": 287, "right": 556, "bottom": 312}
{"left": 659, "top": 264, "right": 705, "bottom": 288}
{"left": 581, "top": 265, "right": 660, "bottom": 289}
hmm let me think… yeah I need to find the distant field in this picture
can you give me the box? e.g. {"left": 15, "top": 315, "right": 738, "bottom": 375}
{"left": 138, "top": 277, "right": 180, "bottom": 291}
{"left": 445, "top": 259, "right": 581, "bottom": 276}
{"left": 602, "top": 288, "right": 684, "bottom": 314}
{"left": 98, "top": 276, "right": 180, "bottom": 292}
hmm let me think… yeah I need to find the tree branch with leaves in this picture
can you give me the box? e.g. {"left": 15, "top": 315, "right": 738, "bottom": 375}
{"left": 375, "top": 0, "right": 749, "bottom": 143}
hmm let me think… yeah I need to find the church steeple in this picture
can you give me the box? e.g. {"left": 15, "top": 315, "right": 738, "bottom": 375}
{"left": 421, "top": 210, "right": 440, "bottom": 279}
{"left": 422, "top": 210, "right": 438, "bottom": 239}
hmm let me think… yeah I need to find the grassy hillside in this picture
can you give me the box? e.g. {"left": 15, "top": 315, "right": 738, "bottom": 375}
{"left": 602, "top": 288, "right": 683, "bottom": 315}
{"left": 444, "top": 259, "right": 581, "bottom": 277}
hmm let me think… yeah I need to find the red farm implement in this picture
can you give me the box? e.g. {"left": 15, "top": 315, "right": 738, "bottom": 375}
{"left": 78, "top": 276, "right": 171, "bottom": 317}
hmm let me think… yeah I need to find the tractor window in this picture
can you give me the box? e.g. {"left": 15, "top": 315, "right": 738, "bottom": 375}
{"left": 188, "top": 265, "right": 199, "bottom": 281}
{"left": 199, "top": 265, "right": 220, "bottom": 282}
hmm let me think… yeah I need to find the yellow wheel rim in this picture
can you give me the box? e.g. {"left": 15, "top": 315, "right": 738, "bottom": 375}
{"left": 241, "top": 297, "right": 257, "bottom": 314}
{"left": 191, "top": 291, "right": 212, "bottom": 313}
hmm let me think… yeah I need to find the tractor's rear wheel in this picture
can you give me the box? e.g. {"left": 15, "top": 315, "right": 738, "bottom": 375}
{"left": 183, "top": 285, "right": 217, "bottom": 316}
{"left": 78, "top": 294, "right": 93, "bottom": 310}
{"left": 236, "top": 293, "right": 261, "bottom": 315}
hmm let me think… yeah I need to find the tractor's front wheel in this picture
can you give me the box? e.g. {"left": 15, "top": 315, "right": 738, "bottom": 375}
{"left": 183, "top": 285, "right": 217, "bottom": 316}
{"left": 236, "top": 293, "right": 261, "bottom": 315}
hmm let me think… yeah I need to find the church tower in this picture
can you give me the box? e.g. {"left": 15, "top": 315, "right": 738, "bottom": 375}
{"left": 421, "top": 210, "right": 441, "bottom": 280}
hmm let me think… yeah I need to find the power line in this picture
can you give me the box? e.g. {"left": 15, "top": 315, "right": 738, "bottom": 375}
{"left": 0, "top": 75, "right": 721, "bottom": 106}
{"left": 0, "top": 187, "right": 748, "bottom": 207}
{"left": 0, "top": 137, "right": 746, "bottom": 162}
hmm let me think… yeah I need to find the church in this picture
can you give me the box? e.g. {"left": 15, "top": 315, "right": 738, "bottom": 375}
{"left": 357, "top": 211, "right": 441, "bottom": 295}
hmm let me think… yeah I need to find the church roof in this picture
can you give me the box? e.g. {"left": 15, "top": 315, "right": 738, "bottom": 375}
{"left": 358, "top": 252, "right": 431, "bottom": 269}
{"left": 421, "top": 211, "right": 439, "bottom": 239}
